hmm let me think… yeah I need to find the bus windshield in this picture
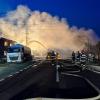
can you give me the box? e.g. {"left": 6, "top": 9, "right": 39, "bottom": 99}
{"left": 8, "top": 47, "right": 20, "bottom": 53}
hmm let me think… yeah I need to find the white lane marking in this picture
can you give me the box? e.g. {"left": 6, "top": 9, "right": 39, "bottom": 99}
{"left": 33, "top": 65, "right": 37, "bottom": 67}
{"left": 32, "top": 60, "right": 44, "bottom": 67}
{"left": 9, "top": 74, "right": 13, "bottom": 77}
{"left": 28, "top": 65, "right": 33, "bottom": 67}
{"left": 0, "top": 63, "right": 38, "bottom": 82}
{"left": 28, "top": 66, "right": 31, "bottom": 68}
{"left": 8, "top": 74, "right": 13, "bottom": 77}
{"left": 15, "top": 71, "right": 20, "bottom": 74}
{"left": 56, "top": 65, "right": 60, "bottom": 82}
{"left": 0, "top": 78, "right": 5, "bottom": 82}
{"left": 88, "top": 68, "right": 100, "bottom": 74}
{"left": 19, "top": 69, "right": 24, "bottom": 72}
{"left": 24, "top": 67, "right": 28, "bottom": 70}
{"left": 26, "top": 64, "right": 35, "bottom": 69}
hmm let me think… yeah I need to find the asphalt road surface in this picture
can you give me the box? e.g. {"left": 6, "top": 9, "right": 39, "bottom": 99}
{"left": 10, "top": 60, "right": 100, "bottom": 100}
{"left": 0, "top": 60, "right": 100, "bottom": 100}
{"left": 60, "top": 60, "right": 100, "bottom": 90}
{"left": 0, "top": 61, "right": 55, "bottom": 100}
{"left": 0, "top": 61, "right": 33, "bottom": 80}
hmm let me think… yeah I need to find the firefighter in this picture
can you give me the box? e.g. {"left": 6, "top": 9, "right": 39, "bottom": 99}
{"left": 80, "top": 51, "right": 87, "bottom": 70}
{"left": 72, "top": 51, "right": 75, "bottom": 63}
{"left": 51, "top": 51, "right": 56, "bottom": 65}
{"left": 76, "top": 51, "right": 81, "bottom": 63}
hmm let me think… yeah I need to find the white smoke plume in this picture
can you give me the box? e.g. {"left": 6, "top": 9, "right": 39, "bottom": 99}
{"left": 0, "top": 5, "right": 98, "bottom": 58}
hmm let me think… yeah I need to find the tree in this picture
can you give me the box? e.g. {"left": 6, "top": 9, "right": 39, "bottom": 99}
{"left": 95, "top": 41, "right": 100, "bottom": 60}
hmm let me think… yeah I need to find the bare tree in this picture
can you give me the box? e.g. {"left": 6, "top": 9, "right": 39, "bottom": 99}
{"left": 95, "top": 41, "right": 100, "bottom": 60}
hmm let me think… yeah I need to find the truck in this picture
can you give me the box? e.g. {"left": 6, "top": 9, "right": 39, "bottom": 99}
{"left": 7, "top": 44, "right": 32, "bottom": 63}
{"left": 46, "top": 50, "right": 61, "bottom": 60}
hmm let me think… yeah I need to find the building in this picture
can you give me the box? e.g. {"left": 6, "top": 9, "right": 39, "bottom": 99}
{"left": 0, "top": 37, "right": 15, "bottom": 61}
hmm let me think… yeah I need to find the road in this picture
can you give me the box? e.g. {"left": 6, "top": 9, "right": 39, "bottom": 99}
{"left": 0, "top": 61, "right": 55, "bottom": 100}
{"left": 0, "top": 61, "right": 33, "bottom": 80}
{"left": 60, "top": 60, "right": 100, "bottom": 90}
{"left": 10, "top": 60, "right": 100, "bottom": 100}
{"left": 0, "top": 59, "right": 100, "bottom": 100}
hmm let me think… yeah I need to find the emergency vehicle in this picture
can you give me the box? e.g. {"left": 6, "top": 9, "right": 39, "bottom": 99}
{"left": 46, "top": 51, "right": 61, "bottom": 60}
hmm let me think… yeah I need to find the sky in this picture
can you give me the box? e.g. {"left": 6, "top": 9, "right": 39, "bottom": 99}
{"left": 0, "top": 0, "right": 100, "bottom": 37}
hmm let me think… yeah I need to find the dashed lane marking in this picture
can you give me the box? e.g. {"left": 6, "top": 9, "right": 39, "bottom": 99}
{"left": 33, "top": 65, "right": 37, "bottom": 67}
{"left": 0, "top": 78, "right": 5, "bottom": 82}
{"left": 15, "top": 71, "right": 20, "bottom": 74}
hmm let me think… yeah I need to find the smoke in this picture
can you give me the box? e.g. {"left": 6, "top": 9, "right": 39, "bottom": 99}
{"left": 0, "top": 5, "right": 98, "bottom": 58}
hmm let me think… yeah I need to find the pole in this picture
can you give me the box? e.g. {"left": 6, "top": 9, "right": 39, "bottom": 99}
{"left": 26, "top": 25, "right": 28, "bottom": 46}
{"left": 88, "top": 38, "right": 90, "bottom": 53}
